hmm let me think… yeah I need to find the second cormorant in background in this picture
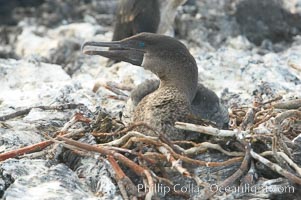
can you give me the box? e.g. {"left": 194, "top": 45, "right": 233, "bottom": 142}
{"left": 107, "top": 0, "right": 187, "bottom": 67}
{"left": 82, "top": 33, "right": 229, "bottom": 140}
{"left": 112, "top": 0, "right": 160, "bottom": 42}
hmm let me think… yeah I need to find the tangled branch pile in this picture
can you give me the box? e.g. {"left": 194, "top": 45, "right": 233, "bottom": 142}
{"left": 0, "top": 94, "right": 300, "bottom": 199}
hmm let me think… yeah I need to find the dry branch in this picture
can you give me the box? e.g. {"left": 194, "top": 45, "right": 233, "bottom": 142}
{"left": 274, "top": 110, "right": 301, "bottom": 124}
{"left": 219, "top": 144, "right": 251, "bottom": 188}
{"left": 261, "top": 151, "right": 301, "bottom": 176}
{"left": 0, "top": 140, "right": 52, "bottom": 162}
{"left": 175, "top": 122, "right": 241, "bottom": 137}
{"left": 0, "top": 113, "right": 90, "bottom": 162}
{"left": 56, "top": 136, "right": 155, "bottom": 199}
{"left": 240, "top": 107, "right": 256, "bottom": 130}
{"left": 175, "top": 121, "right": 261, "bottom": 140}
{"left": 107, "top": 81, "right": 133, "bottom": 91}
{"left": 93, "top": 81, "right": 129, "bottom": 97}
{"left": 288, "top": 61, "right": 301, "bottom": 72}
{"left": 202, "top": 143, "right": 251, "bottom": 199}
{"left": 273, "top": 110, "right": 301, "bottom": 158}
{"left": 157, "top": 146, "right": 191, "bottom": 177}
{"left": 0, "top": 103, "right": 83, "bottom": 121}
{"left": 183, "top": 142, "right": 244, "bottom": 157}
{"left": 136, "top": 137, "right": 244, "bottom": 167}
{"left": 107, "top": 95, "right": 128, "bottom": 101}
{"left": 100, "top": 131, "right": 158, "bottom": 147}
{"left": 273, "top": 99, "right": 301, "bottom": 110}
{"left": 107, "top": 155, "right": 140, "bottom": 199}
{"left": 93, "top": 121, "right": 158, "bottom": 137}
{"left": 250, "top": 150, "right": 301, "bottom": 185}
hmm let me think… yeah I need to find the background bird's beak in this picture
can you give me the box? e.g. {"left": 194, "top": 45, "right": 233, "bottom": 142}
{"left": 81, "top": 41, "right": 145, "bottom": 66}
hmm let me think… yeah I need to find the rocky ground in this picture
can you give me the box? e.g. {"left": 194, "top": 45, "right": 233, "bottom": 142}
{"left": 0, "top": 0, "right": 301, "bottom": 199}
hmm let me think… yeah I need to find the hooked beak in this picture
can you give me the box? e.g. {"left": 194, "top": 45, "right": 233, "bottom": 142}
{"left": 81, "top": 40, "right": 145, "bottom": 66}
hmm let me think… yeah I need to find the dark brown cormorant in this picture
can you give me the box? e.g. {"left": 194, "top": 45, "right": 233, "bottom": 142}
{"left": 112, "top": 0, "right": 160, "bottom": 42}
{"left": 82, "top": 33, "right": 229, "bottom": 140}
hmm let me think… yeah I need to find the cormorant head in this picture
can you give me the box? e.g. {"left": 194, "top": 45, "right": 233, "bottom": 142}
{"left": 82, "top": 32, "right": 198, "bottom": 101}
{"left": 82, "top": 32, "right": 197, "bottom": 83}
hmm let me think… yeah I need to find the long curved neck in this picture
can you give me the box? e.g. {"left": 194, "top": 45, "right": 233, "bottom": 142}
{"left": 158, "top": 61, "right": 198, "bottom": 103}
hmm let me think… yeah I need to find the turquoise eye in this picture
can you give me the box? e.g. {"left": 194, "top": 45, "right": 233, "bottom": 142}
{"left": 139, "top": 42, "right": 145, "bottom": 47}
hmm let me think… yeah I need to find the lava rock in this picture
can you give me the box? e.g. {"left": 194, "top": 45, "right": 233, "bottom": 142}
{"left": 0, "top": 0, "right": 45, "bottom": 25}
{"left": 235, "top": 0, "right": 301, "bottom": 45}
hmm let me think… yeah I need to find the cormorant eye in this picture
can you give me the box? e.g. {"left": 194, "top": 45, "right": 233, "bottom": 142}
{"left": 139, "top": 42, "right": 145, "bottom": 48}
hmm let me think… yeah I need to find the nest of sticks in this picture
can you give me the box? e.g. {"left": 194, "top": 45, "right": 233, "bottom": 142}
{"left": 1, "top": 82, "right": 301, "bottom": 199}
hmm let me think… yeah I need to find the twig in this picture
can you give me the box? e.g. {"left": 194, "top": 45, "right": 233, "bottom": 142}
{"left": 150, "top": 171, "right": 173, "bottom": 186}
{"left": 142, "top": 152, "right": 169, "bottom": 165}
{"left": 110, "top": 157, "right": 129, "bottom": 200}
{"left": 61, "top": 113, "right": 91, "bottom": 132}
{"left": 288, "top": 61, "right": 301, "bottom": 71}
{"left": 193, "top": 174, "right": 211, "bottom": 188}
{"left": 107, "top": 81, "right": 133, "bottom": 91}
{"left": 100, "top": 131, "right": 158, "bottom": 147}
{"left": 93, "top": 81, "right": 133, "bottom": 93}
{"left": 274, "top": 110, "right": 301, "bottom": 125}
{"left": 255, "top": 109, "right": 272, "bottom": 119}
{"left": 43, "top": 134, "right": 91, "bottom": 157}
{"left": 0, "top": 114, "right": 90, "bottom": 161}
{"left": 144, "top": 170, "right": 155, "bottom": 200}
{"left": 183, "top": 142, "right": 244, "bottom": 157}
{"left": 273, "top": 99, "right": 301, "bottom": 110}
{"left": 186, "top": 114, "right": 217, "bottom": 127}
{"left": 107, "top": 155, "right": 140, "bottom": 199}
{"left": 157, "top": 146, "right": 191, "bottom": 177}
{"left": 151, "top": 171, "right": 191, "bottom": 199}
{"left": 219, "top": 143, "right": 251, "bottom": 188}
{"left": 107, "top": 95, "right": 128, "bottom": 101}
{"left": 93, "top": 81, "right": 128, "bottom": 97}
{"left": 240, "top": 160, "right": 257, "bottom": 186}
{"left": 250, "top": 150, "right": 301, "bottom": 185}
{"left": 173, "top": 140, "right": 198, "bottom": 147}
{"left": 230, "top": 108, "right": 246, "bottom": 116}
{"left": 203, "top": 143, "right": 251, "bottom": 199}
{"left": 261, "top": 96, "right": 283, "bottom": 106}
{"left": 175, "top": 121, "right": 281, "bottom": 140}
{"left": 19, "top": 150, "right": 48, "bottom": 159}
{"left": 62, "top": 128, "right": 86, "bottom": 138}
{"left": 93, "top": 122, "right": 158, "bottom": 137}
{"left": 261, "top": 151, "right": 301, "bottom": 176}
{"left": 105, "top": 146, "right": 133, "bottom": 154}
{"left": 240, "top": 108, "right": 255, "bottom": 130}
{"left": 105, "top": 132, "right": 243, "bottom": 168}
{"left": 56, "top": 136, "right": 155, "bottom": 199}
{"left": 175, "top": 122, "right": 246, "bottom": 138}
{"left": 274, "top": 110, "right": 301, "bottom": 158}
{"left": 127, "top": 137, "right": 243, "bottom": 167}
{"left": 48, "top": 136, "right": 141, "bottom": 199}
{"left": 0, "top": 140, "right": 52, "bottom": 162}
{"left": 48, "top": 113, "right": 91, "bottom": 159}
{"left": 159, "top": 134, "right": 184, "bottom": 154}
{"left": 253, "top": 108, "right": 275, "bottom": 128}
{"left": 0, "top": 103, "right": 83, "bottom": 121}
